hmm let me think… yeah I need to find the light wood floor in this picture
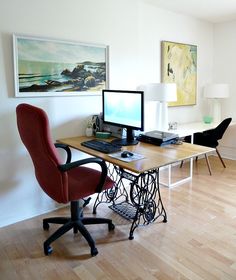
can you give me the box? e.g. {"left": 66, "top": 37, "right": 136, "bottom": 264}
{"left": 1, "top": 156, "right": 236, "bottom": 280}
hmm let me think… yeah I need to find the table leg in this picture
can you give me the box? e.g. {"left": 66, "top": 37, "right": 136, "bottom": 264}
{"left": 93, "top": 164, "right": 129, "bottom": 214}
{"left": 161, "top": 133, "right": 194, "bottom": 188}
{"left": 128, "top": 169, "right": 167, "bottom": 239}
{"left": 93, "top": 165, "right": 167, "bottom": 239}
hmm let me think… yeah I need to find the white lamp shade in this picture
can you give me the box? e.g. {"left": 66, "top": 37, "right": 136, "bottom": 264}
{"left": 204, "top": 84, "right": 229, "bottom": 99}
{"left": 137, "top": 83, "right": 177, "bottom": 102}
{"left": 137, "top": 83, "right": 177, "bottom": 131}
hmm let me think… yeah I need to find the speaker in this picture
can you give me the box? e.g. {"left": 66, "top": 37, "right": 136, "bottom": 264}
{"left": 91, "top": 113, "right": 103, "bottom": 133}
{"left": 92, "top": 113, "right": 124, "bottom": 138}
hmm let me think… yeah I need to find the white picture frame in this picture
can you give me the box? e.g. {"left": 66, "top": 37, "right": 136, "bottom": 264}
{"left": 13, "top": 34, "right": 109, "bottom": 97}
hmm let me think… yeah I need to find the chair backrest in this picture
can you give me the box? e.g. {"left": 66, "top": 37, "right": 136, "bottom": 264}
{"left": 16, "top": 103, "right": 69, "bottom": 203}
{"left": 213, "top": 117, "right": 232, "bottom": 141}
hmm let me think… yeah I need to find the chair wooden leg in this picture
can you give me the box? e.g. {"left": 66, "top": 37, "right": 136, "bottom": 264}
{"left": 215, "top": 147, "right": 226, "bottom": 168}
{"left": 205, "top": 154, "right": 212, "bottom": 175}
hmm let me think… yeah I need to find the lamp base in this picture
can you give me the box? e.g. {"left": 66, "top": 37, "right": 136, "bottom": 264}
{"left": 144, "top": 102, "right": 158, "bottom": 132}
{"left": 203, "top": 116, "right": 213, "bottom": 124}
{"left": 156, "top": 102, "right": 168, "bottom": 131}
{"left": 212, "top": 99, "right": 221, "bottom": 124}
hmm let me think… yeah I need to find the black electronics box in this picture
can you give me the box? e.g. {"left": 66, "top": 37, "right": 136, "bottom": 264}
{"left": 137, "top": 130, "right": 179, "bottom": 146}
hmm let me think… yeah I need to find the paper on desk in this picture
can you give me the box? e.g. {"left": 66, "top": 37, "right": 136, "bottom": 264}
{"left": 108, "top": 152, "right": 145, "bottom": 162}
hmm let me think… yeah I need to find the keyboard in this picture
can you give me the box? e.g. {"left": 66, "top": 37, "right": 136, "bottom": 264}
{"left": 81, "top": 139, "right": 121, "bottom": 154}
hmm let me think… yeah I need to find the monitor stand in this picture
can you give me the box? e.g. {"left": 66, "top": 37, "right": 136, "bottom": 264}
{"left": 112, "top": 128, "right": 139, "bottom": 146}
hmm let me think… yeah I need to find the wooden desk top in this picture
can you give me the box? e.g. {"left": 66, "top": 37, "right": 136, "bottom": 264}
{"left": 57, "top": 136, "right": 215, "bottom": 174}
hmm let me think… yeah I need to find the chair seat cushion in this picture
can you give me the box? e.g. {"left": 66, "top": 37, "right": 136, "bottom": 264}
{"left": 67, "top": 166, "right": 114, "bottom": 201}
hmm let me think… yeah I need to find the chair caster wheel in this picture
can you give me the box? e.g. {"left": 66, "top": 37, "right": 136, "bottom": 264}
{"left": 43, "top": 221, "right": 49, "bottom": 230}
{"left": 108, "top": 223, "right": 115, "bottom": 231}
{"left": 91, "top": 247, "right": 98, "bottom": 256}
{"left": 163, "top": 217, "right": 167, "bottom": 223}
{"left": 44, "top": 244, "right": 53, "bottom": 255}
{"left": 129, "top": 235, "right": 134, "bottom": 240}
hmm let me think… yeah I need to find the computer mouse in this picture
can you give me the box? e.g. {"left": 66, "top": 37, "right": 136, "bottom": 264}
{"left": 121, "top": 151, "right": 133, "bottom": 158}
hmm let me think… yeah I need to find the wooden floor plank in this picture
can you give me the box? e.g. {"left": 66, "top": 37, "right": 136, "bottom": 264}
{"left": 1, "top": 156, "right": 236, "bottom": 279}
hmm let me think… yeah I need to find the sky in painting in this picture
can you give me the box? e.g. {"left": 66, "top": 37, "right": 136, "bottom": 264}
{"left": 17, "top": 37, "right": 106, "bottom": 63}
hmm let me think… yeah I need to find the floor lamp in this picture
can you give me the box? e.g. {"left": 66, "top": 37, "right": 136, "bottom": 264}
{"left": 138, "top": 83, "right": 177, "bottom": 131}
{"left": 204, "top": 84, "right": 229, "bottom": 124}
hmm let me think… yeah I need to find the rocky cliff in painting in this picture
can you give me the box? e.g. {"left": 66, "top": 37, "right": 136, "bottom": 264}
{"left": 20, "top": 62, "right": 106, "bottom": 93}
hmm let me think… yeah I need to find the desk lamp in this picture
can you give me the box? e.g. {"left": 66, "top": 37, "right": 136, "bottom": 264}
{"left": 138, "top": 83, "right": 177, "bottom": 131}
{"left": 204, "top": 84, "right": 229, "bottom": 123}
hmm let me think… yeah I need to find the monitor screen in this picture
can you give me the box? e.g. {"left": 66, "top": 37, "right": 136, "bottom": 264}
{"left": 102, "top": 89, "right": 144, "bottom": 146}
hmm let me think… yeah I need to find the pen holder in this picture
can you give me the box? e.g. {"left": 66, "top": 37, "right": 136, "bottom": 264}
{"left": 85, "top": 127, "right": 93, "bottom": 137}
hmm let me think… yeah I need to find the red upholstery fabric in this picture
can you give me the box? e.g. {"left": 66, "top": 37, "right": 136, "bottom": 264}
{"left": 67, "top": 167, "right": 113, "bottom": 201}
{"left": 16, "top": 103, "right": 114, "bottom": 204}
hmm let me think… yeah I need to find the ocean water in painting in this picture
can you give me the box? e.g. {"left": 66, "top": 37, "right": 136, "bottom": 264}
{"left": 19, "top": 60, "right": 76, "bottom": 87}
{"left": 18, "top": 60, "right": 105, "bottom": 91}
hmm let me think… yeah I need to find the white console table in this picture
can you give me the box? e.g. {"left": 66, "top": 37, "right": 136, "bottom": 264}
{"left": 161, "top": 122, "right": 219, "bottom": 188}
{"left": 162, "top": 121, "right": 235, "bottom": 188}
{"left": 170, "top": 122, "right": 220, "bottom": 142}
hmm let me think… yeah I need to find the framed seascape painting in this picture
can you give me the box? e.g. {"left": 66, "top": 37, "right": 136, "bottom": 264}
{"left": 161, "top": 41, "right": 197, "bottom": 107}
{"left": 13, "top": 34, "right": 109, "bottom": 97}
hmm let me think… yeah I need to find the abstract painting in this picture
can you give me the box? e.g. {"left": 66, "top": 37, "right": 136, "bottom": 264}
{"left": 13, "top": 34, "right": 109, "bottom": 97}
{"left": 161, "top": 41, "right": 197, "bottom": 106}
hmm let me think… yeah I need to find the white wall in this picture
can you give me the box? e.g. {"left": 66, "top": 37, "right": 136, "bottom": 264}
{"left": 0, "top": 0, "right": 214, "bottom": 227}
{"left": 213, "top": 21, "right": 236, "bottom": 159}
{"left": 137, "top": 2, "right": 214, "bottom": 124}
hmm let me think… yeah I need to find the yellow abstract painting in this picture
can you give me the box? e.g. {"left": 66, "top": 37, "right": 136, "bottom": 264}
{"left": 161, "top": 41, "right": 197, "bottom": 106}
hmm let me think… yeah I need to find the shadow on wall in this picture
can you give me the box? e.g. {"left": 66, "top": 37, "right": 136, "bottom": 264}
{"left": 52, "top": 114, "right": 95, "bottom": 161}
{"left": 51, "top": 116, "right": 87, "bottom": 140}
{"left": 0, "top": 101, "right": 51, "bottom": 193}
{"left": 0, "top": 109, "right": 24, "bottom": 194}
{"left": 0, "top": 109, "right": 47, "bottom": 227}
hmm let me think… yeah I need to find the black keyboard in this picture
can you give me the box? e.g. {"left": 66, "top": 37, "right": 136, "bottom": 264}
{"left": 81, "top": 139, "right": 121, "bottom": 154}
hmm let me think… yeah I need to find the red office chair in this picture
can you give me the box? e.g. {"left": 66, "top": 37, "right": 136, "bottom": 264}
{"left": 16, "top": 103, "right": 115, "bottom": 256}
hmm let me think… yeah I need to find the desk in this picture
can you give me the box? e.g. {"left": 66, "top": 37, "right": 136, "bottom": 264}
{"left": 58, "top": 136, "right": 214, "bottom": 239}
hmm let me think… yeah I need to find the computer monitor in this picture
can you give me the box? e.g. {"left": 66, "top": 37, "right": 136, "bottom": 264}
{"left": 102, "top": 89, "right": 144, "bottom": 146}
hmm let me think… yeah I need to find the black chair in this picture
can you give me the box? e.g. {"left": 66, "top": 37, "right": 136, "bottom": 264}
{"left": 181, "top": 118, "right": 232, "bottom": 175}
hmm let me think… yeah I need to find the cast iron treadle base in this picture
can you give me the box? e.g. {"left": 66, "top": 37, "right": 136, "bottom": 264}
{"left": 109, "top": 201, "right": 137, "bottom": 220}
